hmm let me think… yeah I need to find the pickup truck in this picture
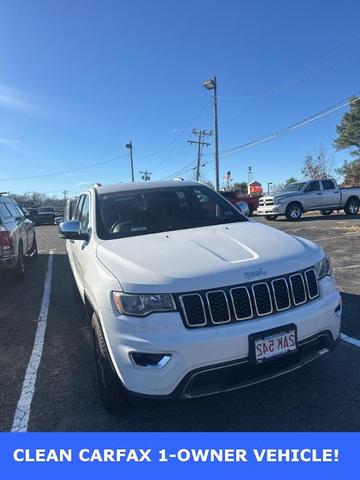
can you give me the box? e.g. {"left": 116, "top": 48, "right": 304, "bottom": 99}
{"left": 257, "top": 178, "right": 360, "bottom": 221}
{"left": 37, "top": 206, "right": 56, "bottom": 225}
{"left": 220, "top": 191, "right": 259, "bottom": 215}
{"left": 59, "top": 181, "right": 341, "bottom": 413}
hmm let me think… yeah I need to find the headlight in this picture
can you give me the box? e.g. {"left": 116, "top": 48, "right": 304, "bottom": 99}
{"left": 274, "top": 198, "right": 286, "bottom": 205}
{"left": 314, "top": 254, "right": 332, "bottom": 279}
{"left": 112, "top": 292, "right": 176, "bottom": 316}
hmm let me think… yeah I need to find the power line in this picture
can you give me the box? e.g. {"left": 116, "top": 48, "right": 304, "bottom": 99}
{"left": 219, "top": 93, "right": 360, "bottom": 159}
{"left": 161, "top": 92, "right": 359, "bottom": 177}
{"left": 141, "top": 101, "right": 211, "bottom": 161}
{"left": 0, "top": 154, "right": 128, "bottom": 182}
{"left": 218, "top": 44, "right": 360, "bottom": 101}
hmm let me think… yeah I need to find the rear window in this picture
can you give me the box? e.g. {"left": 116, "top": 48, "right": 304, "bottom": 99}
{"left": 322, "top": 180, "right": 336, "bottom": 190}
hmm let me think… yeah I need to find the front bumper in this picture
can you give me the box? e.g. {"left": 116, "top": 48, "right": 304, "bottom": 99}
{"left": 98, "top": 276, "right": 341, "bottom": 398}
{"left": 257, "top": 204, "right": 287, "bottom": 215}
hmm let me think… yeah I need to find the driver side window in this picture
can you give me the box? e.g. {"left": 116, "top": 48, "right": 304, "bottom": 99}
{"left": 79, "top": 195, "right": 90, "bottom": 234}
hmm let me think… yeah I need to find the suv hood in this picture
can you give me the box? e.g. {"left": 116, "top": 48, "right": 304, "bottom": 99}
{"left": 96, "top": 222, "right": 322, "bottom": 293}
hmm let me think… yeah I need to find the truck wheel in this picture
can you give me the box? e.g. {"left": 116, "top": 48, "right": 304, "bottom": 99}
{"left": 265, "top": 215, "right": 278, "bottom": 221}
{"left": 92, "top": 313, "right": 128, "bottom": 414}
{"left": 285, "top": 203, "right": 302, "bottom": 221}
{"left": 14, "top": 243, "right": 25, "bottom": 279}
{"left": 344, "top": 197, "right": 360, "bottom": 215}
{"left": 320, "top": 210, "right": 332, "bottom": 216}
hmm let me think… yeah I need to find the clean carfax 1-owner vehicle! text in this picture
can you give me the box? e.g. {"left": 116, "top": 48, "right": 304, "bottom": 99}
{"left": 59, "top": 181, "right": 341, "bottom": 413}
{"left": 257, "top": 178, "right": 360, "bottom": 221}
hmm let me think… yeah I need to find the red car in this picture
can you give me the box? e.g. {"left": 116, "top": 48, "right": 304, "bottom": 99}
{"left": 220, "top": 191, "right": 259, "bottom": 215}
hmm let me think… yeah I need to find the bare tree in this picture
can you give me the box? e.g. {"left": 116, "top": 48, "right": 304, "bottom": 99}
{"left": 301, "top": 147, "right": 335, "bottom": 179}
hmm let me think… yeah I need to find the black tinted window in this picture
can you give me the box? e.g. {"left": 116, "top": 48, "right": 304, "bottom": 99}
{"left": 0, "top": 202, "right": 12, "bottom": 220}
{"left": 322, "top": 180, "right": 335, "bottom": 190}
{"left": 5, "top": 201, "right": 19, "bottom": 217}
{"left": 306, "top": 181, "right": 320, "bottom": 192}
{"left": 97, "top": 185, "right": 247, "bottom": 239}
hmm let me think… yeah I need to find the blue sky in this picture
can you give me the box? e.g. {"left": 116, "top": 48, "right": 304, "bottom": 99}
{"left": 0, "top": 0, "right": 359, "bottom": 196}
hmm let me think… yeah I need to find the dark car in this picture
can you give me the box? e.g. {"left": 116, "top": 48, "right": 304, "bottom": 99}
{"left": 26, "top": 207, "right": 39, "bottom": 224}
{"left": 0, "top": 195, "right": 37, "bottom": 277}
{"left": 37, "top": 206, "right": 56, "bottom": 225}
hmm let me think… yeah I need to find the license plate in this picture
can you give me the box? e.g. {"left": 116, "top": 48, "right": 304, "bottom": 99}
{"left": 254, "top": 329, "right": 296, "bottom": 363}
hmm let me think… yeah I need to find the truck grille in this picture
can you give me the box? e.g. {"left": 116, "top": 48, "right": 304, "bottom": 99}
{"left": 177, "top": 268, "right": 319, "bottom": 328}
{"left": 258, "top": 198, "right": 274, "bottom": 206}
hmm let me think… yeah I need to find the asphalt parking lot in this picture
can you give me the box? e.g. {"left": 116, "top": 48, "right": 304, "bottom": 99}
{"left": 1, "top": 213, "right": 359, "bottom": 432}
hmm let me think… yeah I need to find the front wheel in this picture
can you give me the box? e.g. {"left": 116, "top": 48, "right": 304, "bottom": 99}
{"left": 265, "top": 215, "right": 278, "bottom": 221}
{"left": 14, "top": 243, "right": 25, "bottom": 278}
{"left": 344, "top": 197, "right": 360, "bottom": 216}
{"left": 92, "top": 313, "right": 128, "bottom": 414}
{"left": 285, "top": 203, "right": 303, "bottom": 221}
{"left": 28, "top": 233, "right": 38, "bottom": 257}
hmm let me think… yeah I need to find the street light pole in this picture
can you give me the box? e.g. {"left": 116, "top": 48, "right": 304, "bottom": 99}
{"left": 267, "top": 182, "right": 273, "bottom": 194}
{"left": 125, "top": 141, "right": 134, "bottom": 182}
{"left": 203, "top": 76, "right": 220, "bottom": 192}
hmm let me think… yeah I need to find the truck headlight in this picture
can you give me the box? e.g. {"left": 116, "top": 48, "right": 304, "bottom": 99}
{"left": 112, "top": 292, "right": 176, "bottom": 316}
{"left": 314, "top": 254, "right": 332, "bottom": 279}
{"left": 274, "top": 198, "right": 286, "bottom": 205}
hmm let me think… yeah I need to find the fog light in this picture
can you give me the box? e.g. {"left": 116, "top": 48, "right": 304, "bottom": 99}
{"left": 129, "top": 352, "right": 171, "bottom": 368}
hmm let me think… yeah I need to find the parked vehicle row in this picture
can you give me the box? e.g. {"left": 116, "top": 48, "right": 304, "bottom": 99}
{"left": 59, "top": 180, "right": 341, "bottom": 414}
{"left": 0, "top": 194, "right": 37, "bottom": 277}
{"left": 258, "top": 178, "right": 360, "bottom": 221}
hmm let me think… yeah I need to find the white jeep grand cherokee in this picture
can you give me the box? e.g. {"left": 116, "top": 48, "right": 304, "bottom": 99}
{"left": 59, "top": 181, "right": 341, "bottom": 413}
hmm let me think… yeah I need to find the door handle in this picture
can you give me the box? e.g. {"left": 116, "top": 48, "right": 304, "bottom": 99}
{"left": 70, "top": 239, "right": 74, "bottom": 244}
{"left": 334, "top": 191, "right": 338, "bottom": 193}
{"left": 317, "top": 192, "right": 322, "bottom": 195}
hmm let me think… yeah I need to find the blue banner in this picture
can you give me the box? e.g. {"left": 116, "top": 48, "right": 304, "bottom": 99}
{"left": 0, "top": 433, "right": 354, "bottom": 479}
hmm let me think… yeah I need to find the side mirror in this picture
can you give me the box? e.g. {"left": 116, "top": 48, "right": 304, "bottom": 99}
{"left": 59, "top": 220, "right": 89, "bottom": 240}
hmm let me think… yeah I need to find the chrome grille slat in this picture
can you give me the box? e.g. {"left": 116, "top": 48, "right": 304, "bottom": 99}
{"left": 289, "top": 273, "right": 307, "bottom": 305}
{"left": 252, "top": 282, "right": 273, "bottom": 316}
{"left": 206, "top": 290, "right": 231, "bottom": 324}
{"left": 271, "top": 278, "right": 291, "bottom": 311}
{"left": 305, "top": 269, "right": 319, "bottom": 299}
{"left": 230, "top": 286, "right": 253, "bottom": 321}
{"left": 177, "top": 267, "right": 320, "bottom": 329}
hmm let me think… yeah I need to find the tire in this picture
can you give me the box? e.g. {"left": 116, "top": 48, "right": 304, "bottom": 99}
{"left": 285, "top": 202, "right": 303, "bottom": 221}
{"left": 320, "top": 210, "right": 332, "bottom": 216}
{"left": 92, "top": 313, "right": 128, "bottom": 414}
{"left": 14, "top": 243, "right": 25, "bottom": 279}
{"left": 28, "top": 233, "right": 38, "bottom": 257}
{"left": 344, "top": 197, "right": 360, "bottom": 216}
{"left": 265, "top": 215, "right": 278, "bottom": 221}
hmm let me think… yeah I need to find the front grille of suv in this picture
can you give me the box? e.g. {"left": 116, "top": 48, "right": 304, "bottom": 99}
{"left": 176, "top": 268, "right": 319, "bottom": 329}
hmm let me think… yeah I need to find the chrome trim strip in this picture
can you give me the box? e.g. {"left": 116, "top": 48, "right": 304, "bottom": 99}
{"left": 289, "top": 273, "right": 307, "bottom": 305}
{"left": 304, "top": 269, "right": 320, "bottom": 299}
{"left": 205, "top": 290, "right": 231, "bottom": 324}
{"left": 179, "top": 293, "right": 207, "bottom": 327}
{"left": 229, "top": 286, "right": 253, "bottom": 321}
{"left": 271, "top": 278, "right": 291, "bottom": 311}
{"left": 251, "top": 282, "right": 273, "bottom": 316}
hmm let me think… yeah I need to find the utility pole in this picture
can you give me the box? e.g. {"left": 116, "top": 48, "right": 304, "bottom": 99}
{"left": 140, "top": 170, "right": 152, "bottom": 181}
{"left": 203, "top": 76, "right": 219, "bottom": 191}
{"left": 125, "top": 141, "right": 134, "bottom": 182}
{"left": 187, "top": 129, "right": 213, "bottom": 181}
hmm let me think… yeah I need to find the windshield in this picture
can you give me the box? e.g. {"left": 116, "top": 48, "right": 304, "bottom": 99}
{"left": 38, "top": 207, "right": 55, "bottom": 213}
{"left": 97, "top": 185, "right": 248, "bottom": 239}
{"left": 281, "top": 182, "right": 307, "bottom": 192}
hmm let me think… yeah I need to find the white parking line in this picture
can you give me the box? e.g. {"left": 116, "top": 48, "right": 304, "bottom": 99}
{"left": 341, "top": 333, "right": 360, "bottom": 348}
{"left": 11, "top": 250, "right": 54, "bottom": 432}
